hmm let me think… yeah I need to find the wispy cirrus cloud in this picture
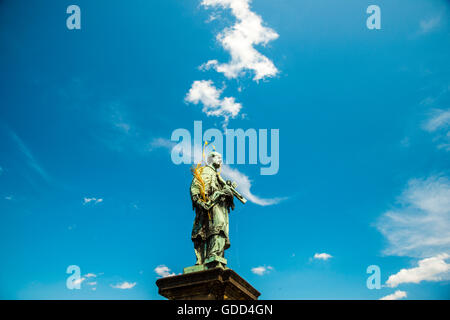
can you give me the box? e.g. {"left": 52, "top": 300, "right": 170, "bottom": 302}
{"left": 7, "top": 129, "right": 50, "bottom": 182}
{"left": 376, "top": 175, "right": 450, "bottom": 258}
{"left": 72, "top": 273, "right": 100, "bottom": 289}
{"left": 148, "top": 137, "right": 202, "bottom": 163}
{"left": 97, "top": 102, "right": 141, "bottom": 152}
{"left": 83, "top": 197, "right": 103, "bottom": 205}
{"left": 84, "top": 273, "right": 97, "bottom": 278}
{"left": 376, "top": 174, "right": 450, "bottom": 293}
{"left": 221, "top": 164, "right": 286, "bottom": 206}
{"left": 419, "top": 15, "right": 442, "bottom": 34}
{"left": 423, "top": 109, "right": 450, "bottom": 132}
{"left": 149, "top": 137, "right": 176, "bottom": 152}
{"left": 422, "top": 109, "right": 450, "bottom": 151}
{"left": 73, "top": 277, "right": 86, "bottom": 286}
{"left": 149, "top": 138, "right": 286, "bottom": 206}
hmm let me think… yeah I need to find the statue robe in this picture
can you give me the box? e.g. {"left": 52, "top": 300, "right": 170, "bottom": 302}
{"left": 190, "top": 165, "right": 233, "bottom": 254}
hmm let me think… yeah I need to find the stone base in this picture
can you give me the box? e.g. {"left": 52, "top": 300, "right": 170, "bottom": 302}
{"left": 156, "top": 267, "right": 260, "bottom": 300}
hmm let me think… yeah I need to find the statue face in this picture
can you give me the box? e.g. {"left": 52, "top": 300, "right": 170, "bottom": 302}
{"left": 208, "top": 152, "right": 222, "bottom": 169}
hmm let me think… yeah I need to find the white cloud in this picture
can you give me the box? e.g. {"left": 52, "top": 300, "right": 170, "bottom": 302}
{"left": 131, "top": 203, "right": 139, "bottom": 210}
{"left": 108, "top": 103, "right": 133, "bottom": 135}
{"left": 83, "top": 197, "right": 103, "bottom": 205}
{"left": 423, "top": 109, "right": 450, "bottom": 132}
{"left": 201, "top": 0, "right": 279, "bottom": 81}
{"left": 149, "top": 137, "right": 176, "bottom": 151}
{"left": 149, "top": 137, "right": 209, "bottom": 165}
{"left": 71, "top": 273, "right": 98, "bottom": 288}
{"left": 377, "top": 177, "right": 450, "bottom": 291}
{"left": 380, "top": 290, "right": 407, "bottom": 300}
{"left": 73, "top": 277, "right": 86, "bottom": 286}
{"left": 8, "top": 129, "right": 50, "bottom": 182}
{"left": 221, "top": 164, "right": 285, "bottom": 206}
{"left": 386, "top": 253, "right": 450, "bottom": 288}
{"left": 97, "top": 102, "right": 149, "bottom": 153}
{"left": 419, "top": 16, "right": 441, "bottom": 34}
{"left": 110, "top": 281, "right": 136, "bottom": 289}
{"left": 185, "top": 80, "right": 242, "bottom": 125}
{"left": 154, "top": 265, "right": 175, "bottom": 278}
{"left": 148, "top": 141, "right": 285, "bottom": 205}
{"left": 84, "top": 273, "right": 97, "bottom": 278}
{"left": 422, "top": 109, "right": 450, "bottom": 151}
{"left": 376, "top": 175, "right": 450, "bottom": 258}
{"left": 400, "top": 136, "right": 410, "bottom": 148}
{"left": 251, "top": 265, "right": 273, "bottom": 276}
{"left": 313, "top": 253, "right": 333, "bottom": 261}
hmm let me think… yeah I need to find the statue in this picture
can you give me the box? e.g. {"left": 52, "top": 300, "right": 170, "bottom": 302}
{"left": 189, "top": 151, "right": 246, "bottom": 269}
{"left": 156, "top": 149, "right": 261, "bottom": 300}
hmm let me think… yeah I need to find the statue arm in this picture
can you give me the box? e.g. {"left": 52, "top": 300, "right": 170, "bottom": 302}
{"left": 190, "top": 179, "right": 200, "bottom": 198}
{"left": 190, "top": 172, "right": 212, "bottom": 210}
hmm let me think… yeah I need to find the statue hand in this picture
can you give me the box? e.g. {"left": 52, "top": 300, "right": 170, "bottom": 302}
{"left": 226, "top": 180, "right": 237, "bottom": 189}
{"left": 192, "top": 195, "right": 209, "bottom": 210}
{"left": 223, "top": 188, "right": 234, "bottom": 199}
{"left": 197, "top": 200, "right": 210, "bottom": 211}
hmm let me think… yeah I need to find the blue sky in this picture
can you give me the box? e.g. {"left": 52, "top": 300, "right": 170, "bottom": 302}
{"left": 0, "top": 0, "right": 449, "bottom": 299}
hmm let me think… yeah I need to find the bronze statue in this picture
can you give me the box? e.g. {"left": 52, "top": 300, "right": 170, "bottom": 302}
{"left": 189, "top": 151, "right": 246, "bottom": 269}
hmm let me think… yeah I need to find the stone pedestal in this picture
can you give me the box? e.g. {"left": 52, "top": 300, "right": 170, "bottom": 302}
{"left": 156, "top": 267, "right": 260, "bottom": 300}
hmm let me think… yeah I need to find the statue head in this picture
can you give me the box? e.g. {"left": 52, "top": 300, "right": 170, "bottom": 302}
{"left": 207, "top": 151, "right": 222, "bottom": 169}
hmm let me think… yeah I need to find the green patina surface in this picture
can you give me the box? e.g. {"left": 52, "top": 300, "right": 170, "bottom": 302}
{"left": 187, "top": 151, "right": 246, "bottom": 271}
